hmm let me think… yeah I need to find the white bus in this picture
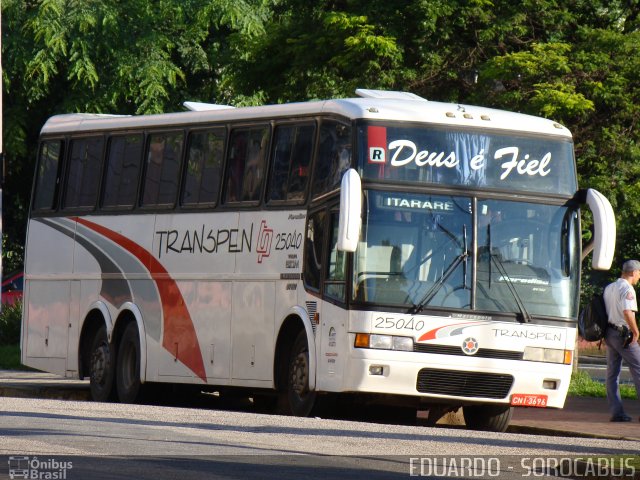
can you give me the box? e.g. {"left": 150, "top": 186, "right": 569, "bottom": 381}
{"left": 22, "top": 89, "right": 615, "bottom": 431}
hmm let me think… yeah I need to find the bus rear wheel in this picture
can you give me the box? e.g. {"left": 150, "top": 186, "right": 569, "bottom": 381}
{"left": 89, "top": 325, "right": 116, "bottom": 402}
{"left": 116, "top": 322, "right": 144, "bottom": 403}
{"left": 463, "top": 404, "right": 513, "bottom": 432}
{"left": 279, "top": 330, "right": 316, "bottom": 416}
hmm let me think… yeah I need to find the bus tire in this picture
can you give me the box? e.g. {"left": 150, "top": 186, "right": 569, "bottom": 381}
{"left": 279, "top": 329, "right": 316, "bottom": 416}
{"left": 116, "top": 322, "right": 143, "bottom": 403}
{"left": 89, "top": 325, "right": 116, "bottom": 402}
{"left": 463, "top": 404, "right": 513, "bottom": 432}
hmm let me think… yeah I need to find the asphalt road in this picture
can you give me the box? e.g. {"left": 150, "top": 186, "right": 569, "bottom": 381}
{"left": 1, "top": 397, "right": 639, "bottom": 480}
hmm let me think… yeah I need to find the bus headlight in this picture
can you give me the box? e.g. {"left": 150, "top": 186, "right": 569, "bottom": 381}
{"left": 370, "top": 334, "right": 393, "bottom": 350}
{"left": 392, "top": 336, "right": 414, "bottom": 351}
{"left": 523, "top": 346, "right": 572, "bottom": 365}
{"left": 355, "top": 333, "right": 414, "bottom": 352}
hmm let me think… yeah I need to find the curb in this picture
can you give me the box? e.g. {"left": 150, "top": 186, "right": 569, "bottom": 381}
{"left": 577, "top": 355, "right": 607, "bottom": 366}
{"left": 507, "top": 423, "right": 640, "bottom": 442}
{"left": 0, "top": 384, "right": 90, "bottom": 402}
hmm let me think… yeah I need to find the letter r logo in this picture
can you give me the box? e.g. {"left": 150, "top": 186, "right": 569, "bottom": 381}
{"left": 369, "top": 147, "right": 385, "bottom": 163}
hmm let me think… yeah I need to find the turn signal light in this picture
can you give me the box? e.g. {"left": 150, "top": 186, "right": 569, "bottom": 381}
{"left": 563, "top": 350, "right": 573, "bottom": 365}
{"left": 355, "top": 333, "right": 370, "bottom": 348}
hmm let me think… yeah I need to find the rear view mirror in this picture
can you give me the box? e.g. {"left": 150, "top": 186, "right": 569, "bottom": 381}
{"left": 584, "top": 188, "right": 615, "bottom": 270}
{"left": 337, "top": 169, "right": 362, "bottom": 252}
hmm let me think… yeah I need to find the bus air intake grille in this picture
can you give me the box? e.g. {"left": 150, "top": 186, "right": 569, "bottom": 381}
{"left": 306, "top": 302, "right": 318, "bottom": 336}
{"left": 416, "top": 368, "right": 514, "bottom": 399}
{"left": 413, "top": 343, "right": 523, "bottom": 361}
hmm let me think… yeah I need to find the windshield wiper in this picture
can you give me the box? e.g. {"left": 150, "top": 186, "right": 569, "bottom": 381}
{"left": 410, "top": 225, "right": 469, "bottom": 314}
{"left": 487, "top": 225, "right": 532, "bottom": 324}
{"left": 405, "top": 223, "right": 461, "bottom": 277}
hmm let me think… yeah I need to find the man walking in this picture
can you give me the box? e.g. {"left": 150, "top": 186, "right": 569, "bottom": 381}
{"left": 603, "top": 259, "right": 640, "bottom": 422}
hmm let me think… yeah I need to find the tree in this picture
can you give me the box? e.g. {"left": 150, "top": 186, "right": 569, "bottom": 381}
{"left": 1, "top": 0, "right": 268, "bottom": 270}
{"left": 226, "top": 1, "right": 403, "bottom": 101}
{"left": 3, "top": 0, "right": 640, "bottom": 290}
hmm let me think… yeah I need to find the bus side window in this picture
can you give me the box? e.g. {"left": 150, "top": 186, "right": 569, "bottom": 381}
{"left": 102, "top": 134, "right": 143, "bottom": 209}
{"left": 182, "top": 129, "right": 225, "bottom": 207}
{"left": 268, "top": 126, "right": 294, "bottom": 201}
{"left": 63, "top": 136, "right": 104, "bottom": 210}
{"left": 141, "top": 131, "right": 184, "bottom": 208}
{"left": 312, "top": 121, "right": 351, "bottom": 198}
{"left": 268, "top": 124, "right": 315, "bottom": 203}
{"left": 33, "top": 140, "right": 64, "bottom": 212}
{"left": 224, "top": 126, "right": 269, "bottom": 203}
{"left": 303, "top": 210, "right": 327, "bottom": 292}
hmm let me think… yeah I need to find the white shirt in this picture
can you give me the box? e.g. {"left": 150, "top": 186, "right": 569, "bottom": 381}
{"left": 603, "top": 278, "right": 638, "bottom": 327}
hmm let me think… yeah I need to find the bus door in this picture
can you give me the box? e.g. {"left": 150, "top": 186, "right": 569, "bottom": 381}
{"left": 305, "top": 209, "right": 348, "bottom": 390}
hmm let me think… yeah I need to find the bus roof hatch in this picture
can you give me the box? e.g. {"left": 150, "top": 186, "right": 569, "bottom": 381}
{"left": 183, "top": 101, "right": 236, "bottom": 112}
{"left": 355, "top": 89, "right": 427, "bottom": 101}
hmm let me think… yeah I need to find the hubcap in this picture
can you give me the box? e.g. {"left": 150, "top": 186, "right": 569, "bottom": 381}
{"left": 291, "top": 352, "right": 308, "bottom": 396}
{"left": 91, "top": 343, "right": 109, "bottom": 385}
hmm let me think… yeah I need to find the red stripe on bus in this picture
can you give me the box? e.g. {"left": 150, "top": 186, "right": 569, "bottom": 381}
{"left": 73, "top": 217, "right": 207, "bottom": 383}
{"left": 417, "top": 321, "right": 484, "bottom": 342}
{"left": 418, "top": 328, "right": 439, "bottom": 342}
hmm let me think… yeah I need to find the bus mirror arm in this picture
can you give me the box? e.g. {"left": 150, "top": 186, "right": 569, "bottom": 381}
{"left": 337, "top": 169, "right": 362, "bottom": 252}
{"left": 581, "top": 240, "right": 594, "bottom": 262}
{"left": 578, "top": 188, "right": 616, "bottom": 270}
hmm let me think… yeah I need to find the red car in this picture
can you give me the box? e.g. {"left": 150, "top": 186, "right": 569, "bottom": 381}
{"left": 2, "top": 271, "right": 23, "bottom": 305}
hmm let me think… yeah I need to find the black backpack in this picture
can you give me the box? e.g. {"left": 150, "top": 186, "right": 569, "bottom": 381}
{"left": 578, "top": 293, "right": 608, "bottom": 342}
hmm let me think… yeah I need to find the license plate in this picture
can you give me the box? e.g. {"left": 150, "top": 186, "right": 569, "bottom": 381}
{"left": 510, "top": 394, "right": 548, "bottom": 407}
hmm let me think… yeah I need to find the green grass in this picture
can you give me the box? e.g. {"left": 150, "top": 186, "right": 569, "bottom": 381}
{"left": 0, "top": 301, "right": 22, "bottom": 345}
{"left": 625, "top": 456, "right": 640, "bottom": 471}
{"left": 568, "top": 370, "right": 637, "bottom": 399}
{"left": 575, "top": 455, "right": 640, "bottom": 474}
{"left": 0, "top": 344, "right": 26, "bottom": 370}
{"left": 0, "top": 301, "right": 27, "bottom": 370}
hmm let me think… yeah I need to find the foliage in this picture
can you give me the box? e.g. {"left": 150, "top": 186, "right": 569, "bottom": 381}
{"left": 0, "top": 301, "right": 22, "bottom": 346}
{"left": 228, "top": 5, "right": 403, "bottom": 102}
{"left": 569, "top": 370, "right": 637, "bottom": 399}
{"left": 3, "top": 0, "right": 640, "bottom": 292}
{"left": 0, "top": 301, "right": 27, "bottom": 370}
{"left": 2, "top": 236, "right": 24, "bottom": 275}
{"left": 1, "top": 0, "right": 269, "bottom": 268}
{"left": 0, "top": 345, "right": 24, "bottom": 370}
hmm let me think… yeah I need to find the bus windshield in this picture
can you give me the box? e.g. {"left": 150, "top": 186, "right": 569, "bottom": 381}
{"left": 353, "top": 191, "right": 581, "bottom": 319}
{"left": 357, "top": 123, "right": 577, "bottom": 195}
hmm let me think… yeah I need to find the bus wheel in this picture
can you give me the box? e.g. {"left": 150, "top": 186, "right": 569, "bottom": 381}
{"left": 463, "top": 404, "right": 513, "bottom": 432}
{"left": 279, "top": 330, "right": 316, "bottom": 416}
{"left": 116, "top": 322, "right": 143, "bottom": 403}
{"left": 89, "top": 325, "right": 116, "bottom": 402}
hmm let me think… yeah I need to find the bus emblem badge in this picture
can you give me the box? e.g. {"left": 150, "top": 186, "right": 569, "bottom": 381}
{"left": 462, "top": 337, "right": 479, "bottom": 355}
{"left": 257, "top": 220, "right": 273, "bottom": 263}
